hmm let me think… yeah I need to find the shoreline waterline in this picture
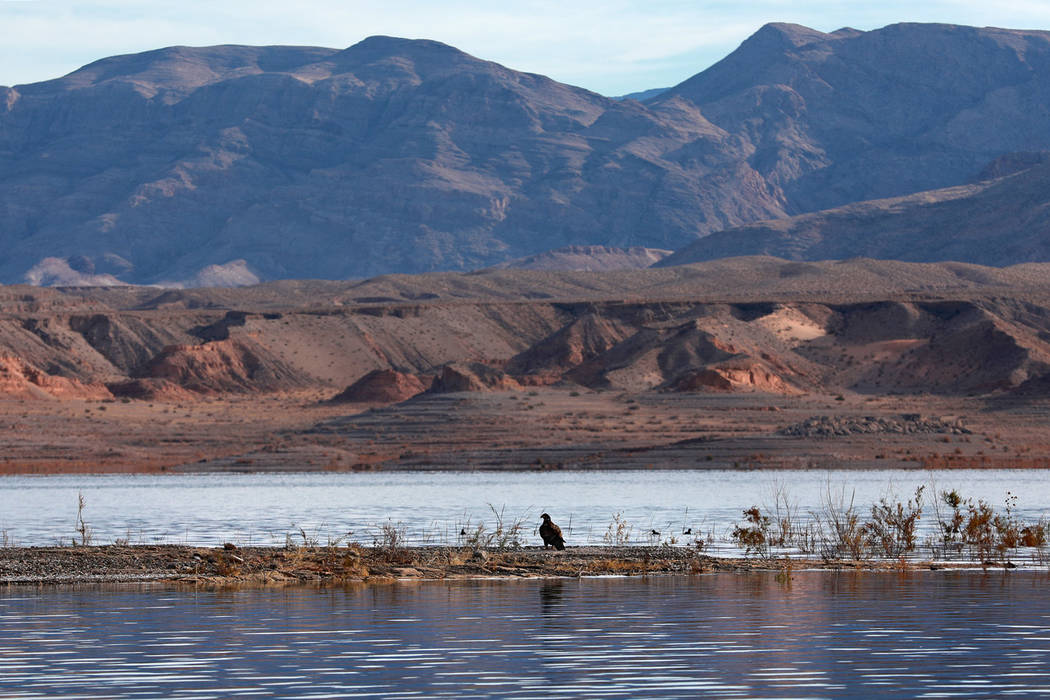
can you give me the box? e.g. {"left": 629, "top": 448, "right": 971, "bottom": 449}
{"left": 0, "top": 544, "right": 1034, "bottom": 587}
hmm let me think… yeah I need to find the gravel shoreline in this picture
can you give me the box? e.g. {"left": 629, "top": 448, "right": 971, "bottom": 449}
{"left": 0, "top": 544, "right": 1000, "bottom": 586}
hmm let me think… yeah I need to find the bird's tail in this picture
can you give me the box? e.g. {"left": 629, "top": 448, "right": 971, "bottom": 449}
{"left": 555, "top": 539, "right": 565, "bottom": 551}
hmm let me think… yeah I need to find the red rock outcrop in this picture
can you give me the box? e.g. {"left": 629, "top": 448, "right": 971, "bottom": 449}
{"left": 429, "top": 362, "right": 521, "bottom": 393}
{"left": 669, "top": 359, "right": 800, "bottom": 395}
{"left": 330, "top": 369, "right": 429, "bottom": 403}
{"left": 0, "top": 356, "right": 112, "bottom": 400}
{"left": 136, "top": 339, "right": 307, "bottom": 394}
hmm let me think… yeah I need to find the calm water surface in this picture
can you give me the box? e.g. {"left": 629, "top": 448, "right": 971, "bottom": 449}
{"left": 3, "top": 573, "right": 1050, "bottom": 698}
{"left": 0, "top": 469, "right": 1048, "bottom": 549}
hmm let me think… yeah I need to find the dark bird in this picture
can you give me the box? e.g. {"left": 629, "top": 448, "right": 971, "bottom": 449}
{"left": 539, "top": 513, "right": 566, "bottom": 550}
{"left": 650, "top": 529, "right": 661, "bottom": 537}
{"left": 683, "top": 528, "right": 692, "bottom": 535}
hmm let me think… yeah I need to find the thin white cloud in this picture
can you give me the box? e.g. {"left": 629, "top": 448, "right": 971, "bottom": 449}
{"left": 2, "top": 0, "right": 1050, "bottom": 93}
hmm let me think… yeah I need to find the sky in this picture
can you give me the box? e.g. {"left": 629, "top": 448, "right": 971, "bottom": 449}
{"left": 4, "top": 1, "right": 1050, "bottom": 95}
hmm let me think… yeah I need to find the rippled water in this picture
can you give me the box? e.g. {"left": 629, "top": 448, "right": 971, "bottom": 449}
{"left": 3, "top": 573, "right": 1050, "bottom": 698}
{"left": 1, "top": 469, "right": 1048, "bottom": 550}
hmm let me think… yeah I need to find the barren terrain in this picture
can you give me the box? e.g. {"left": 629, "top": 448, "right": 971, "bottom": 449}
{"left": 1, "top": 258, "right": 1049, "bottom": 474}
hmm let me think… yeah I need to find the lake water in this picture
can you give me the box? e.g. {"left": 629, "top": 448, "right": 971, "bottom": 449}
{"left": 3, "top": 572, "right": 1050, "bottom": 698}
{"left": 1, "top": 469, "right": 1048, "bottom": 552}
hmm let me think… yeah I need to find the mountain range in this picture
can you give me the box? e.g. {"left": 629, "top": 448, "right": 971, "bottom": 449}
{"left": 4, "top": 22, "right": 1050, "bottom": 284}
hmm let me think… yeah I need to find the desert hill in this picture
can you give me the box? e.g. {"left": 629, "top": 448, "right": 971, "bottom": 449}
{"left": 4, "top": 259, "right": 1050, "bottom": 474}
{"left": 7, "top": 23, "right": 1050, "bottom": 284}
{"left": 1, "top": 259, "right": 1050, "bottom": 403}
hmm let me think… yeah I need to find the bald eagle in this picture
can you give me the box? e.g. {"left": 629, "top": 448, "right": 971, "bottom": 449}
{"left": 539, "top": 513, "right": 566, "bottom": 550}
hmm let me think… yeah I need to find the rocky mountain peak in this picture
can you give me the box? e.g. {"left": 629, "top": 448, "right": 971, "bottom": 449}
{"left": 339, "top": 35, "right": 476, "bottom": 62}
{"left": 744, "top": 22, "right": 831, "bottom": 50}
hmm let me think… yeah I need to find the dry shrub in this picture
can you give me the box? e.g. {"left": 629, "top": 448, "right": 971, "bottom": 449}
{"left": 603, "top": 512, "right": 632, "bottom": 545}
{"left": 462, "top": 524, "right": 490, "bottom": 552}
{"left": 688, "top": 557, "right": 708, "bottom": 575}
{"left": 731, "top": 506, "right": 770, "bottom": 557}
{"left": 964, "top": 499, "right": 995, "bottom": 562}
{"left": 586, "top": 559, "right": 649, "bottom": 574}
{"left": 1021, "top": 524, "right": 1047, "bottom": 548}
{"left": 376, "top": 521, "right": 406, "bottom": 552}
{"left": 74, "top": 492, "right": 93, "bottom": 546}
{"left": 815, "top": 486, "right": 865, "bottom": 560}
{"left": 337, "top": 553, "right": 370, "bottom": 578}
{"left": 863, "top": 486, "right": 924, "bottom": 558}
{"left": 935, "top": 490, "right": 1048, "bottom": 563}
{"left": 992, "top": 492, "right": 1022, "bottom": 556}
{"left": 215, "top": 554, "right": 242, "bottom": 577}
{"left": 488, "top": 504, "right": 528, "bottom": 549}
{"left": 936, "top": 489, "right": 967, "bottom": 558}
{"left": 766, "top": 481, "right": 801, "bottom": 548}
{"left": 282, "top": 545, "right": 308, "bottom": 569}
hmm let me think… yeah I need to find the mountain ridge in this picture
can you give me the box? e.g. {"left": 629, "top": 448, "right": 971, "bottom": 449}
{"left": 5, "top": 23, "right": 1050, "bottom": 284}
{"left": 659, "top": 158, "right": 1050, "bottom": 267}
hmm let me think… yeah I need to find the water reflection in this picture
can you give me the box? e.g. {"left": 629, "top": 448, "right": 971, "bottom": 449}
{"left": 3, "top": 572, "right": 1050, "bottom": 697}
{"left": 539, "top": 579, "right": 565, "bottom": 615}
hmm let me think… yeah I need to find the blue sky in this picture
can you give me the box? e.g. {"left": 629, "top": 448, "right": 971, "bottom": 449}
{"left": 4, "top": 1, "right": 1050, "bottom": 94}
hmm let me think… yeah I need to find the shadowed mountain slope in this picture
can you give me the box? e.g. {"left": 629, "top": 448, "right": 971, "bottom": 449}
{"left": 659, "top": 158, "right": 1050, "bottom": 266}
{"left": 0, "top": 38, "right": 763, "bottom": 283}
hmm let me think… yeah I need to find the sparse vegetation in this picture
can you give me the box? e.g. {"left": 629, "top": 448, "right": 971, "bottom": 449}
{"left": 731, "top": 506, "right": 771, "bottom": 557}
{"left": 7, "top": 479, "right": 1050, "bottom": 586}
{"left": 487, "top": 504, "right": 529, "bottom": 549}
{"left": 375, "top": 521, "right": 407, "bottom": 552}
{"left": 963, "top": 498, "right": 996, "bottom": 562}
{"left": 214, "top": 553, "right": 243, "bottom": 577}
{"left": 862, "top": 486, "right": 924, "bottom": 558}
{"left": 73, "top": 492, "right": 93, "bottom": 546}
{"left": 934, "top": 489, "right": 966, "bottom": 557}
{"left": 814, "top": 485, "right": 865, "bottom": 560}
{"left": 603, "top": 512, "right": 632, "bottom": 545}
{"left": 765, "top": 481, "right": 803, "bottom": 548}
{"left": 7, "top": 470, "right": 1050, "bottom": 573}
{"left": 460, "top": 523, "right": 490, "bottom": 552}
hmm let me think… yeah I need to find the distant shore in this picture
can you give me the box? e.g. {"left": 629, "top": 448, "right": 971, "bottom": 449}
{"left": 0, "top": 545, "right": 1008, "bottom": 586}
